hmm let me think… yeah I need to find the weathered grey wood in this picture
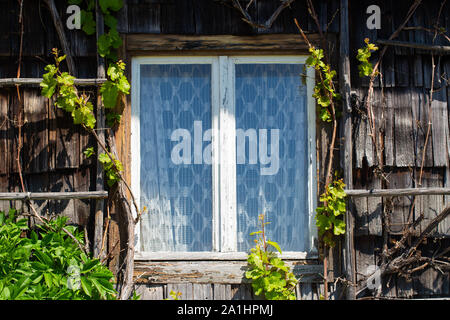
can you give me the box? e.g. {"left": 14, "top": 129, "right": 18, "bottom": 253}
{"left": 193, "top": 284, "right": 213, "bottom": 300}
{"left": 94, "top": 0, "right": 106, "bottom": 261}
{"left": 167, "top": 283, "right": 193, "bottom": 300}
{"left": 300, "top": 283, "right": 313, "bottom": 300}
{"left": 231, "top": 284, "right": 253, "bottom": 300}
{"left": 411, "top": 88, "right": 433, "bottom": 167}
{"left": 431, "top": 87, "right": 448, "bottom": 167}
{"left": 394, "top": 88, "right": 415, "bottom": 167}
{"left": 213, "top": 284, "right": 232, "bottom": 300}
{"left": 134, "top": 261, "right": 323, "bottom": 284}
{"left": 0, "top": 191, "right": 108, "bottom": 200}
{"left": 389, "top": 171, "right": 414, "bottom": 235}
{"left": 377, "top": 39, "right": 450, "bottom": 54}
{"left": 345, "top": 187, "right": 450, "bottom": 197}
{"left": 0, "top": 78, "right": 107, "bottom": 87}
{"left": 355, "top": 236, "right": 375, "bottom": 295}
{"left": 367, "top": 173, "right": 382, "bottom": 236}
{"left": 135, "top": 284, "right": 165, "bottom": 300}
{"left": 384, "top": 88, "right": 395, "bottom": 166}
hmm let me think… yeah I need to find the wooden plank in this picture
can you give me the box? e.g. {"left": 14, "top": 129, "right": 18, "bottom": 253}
{"left": 126, "top": 33, "right": 321, "bottom": 52}
{"left": 394, "top": 55, "right": 410, "bottom": 87}
{"left": 345, "top": 187, "right": 450, "bottom": 197}
{"left": 0, "top": 78, "right": 107, "bottom": 87}
{"left": 353, "top": 89, "right": 367, "bottom": 169}
{"left": 213, "top": 284, "right": 232, "bottom": 300}
{"left": 412, "top": 55, "right": 423, "bottom": 87}
{"left": 387, "top": 170, "right": 414, "bottom": 235}
{"left": 167, "top": 283, "right": 193, "bottom": 300}
{"left": 367, "top": 171, "right": 382, "bottom": 236}
{"left": 393, "top": 88, "right": 415, "bottom": 167}
{"left": 231, "top": 284, "right": 253, "bottom": 300}
{"left": 26, "top": 173, "right": 49, "bottom": 222}
{"left": 0, "top": 191, "right": 108, "bottom": 200}
{"left": 73, "top": 168, "right": 92, "bottom": 226}
{"left": 352, "top": 169, "right": 369, "bottom": 236}
{"left": 0, "top": 90, "right": 10, "bottom": 174}
{"left": 127, "top": 3, "right": 160, "bottom": 33}
{"left": 430, "top": 87, "right": 448, "bottom": 167}
{"left": 54, "top": 108, "right": 79, "bottom": 169}
{"left": 299, "top": 283, "right": 313, "bottom": 300}
{"left": 135, "top": 284, "right": 164, "bottom": 300}
{"left": 160, "top": 0, "right": 195, "bottom": 34}
{"left": 384, "top": 88, "right": 395, "bottom": 166}
{"left": 355, "top": 236, "right": 375, "bottom": 296}
{"left": 193, "top": 284, "right": 213, "bottom": 300}
{"left": 134, "top": 261, "right": 323, "bottom": 284}
{"left": 49, "top": 172, "right": 75, "bottom": 222}
{"left": 411, "top": 88, "right": 433, "bottom": 167}
{"left": 22, "top": 89, "right": 48, "bottom": 173}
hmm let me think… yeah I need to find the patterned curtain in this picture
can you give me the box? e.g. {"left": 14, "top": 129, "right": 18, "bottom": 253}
{"left": 235, "top": 63, "right": 310, "bottom": 252}
{"left": 139, "top": 64, "right": 213, "bottom": 252}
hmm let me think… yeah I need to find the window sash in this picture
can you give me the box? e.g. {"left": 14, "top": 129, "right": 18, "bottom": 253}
{"left": 131, "top": 55, "right": 317, "bottom": 260}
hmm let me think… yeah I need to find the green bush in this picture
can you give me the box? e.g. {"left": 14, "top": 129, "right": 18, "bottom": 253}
{"left": 0, "top": 209, "right": 117, "bottom": 300}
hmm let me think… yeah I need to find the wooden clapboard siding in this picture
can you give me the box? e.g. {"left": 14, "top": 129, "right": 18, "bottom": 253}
{"left": 134, "top": 282, "right": 328, "bottom": 300}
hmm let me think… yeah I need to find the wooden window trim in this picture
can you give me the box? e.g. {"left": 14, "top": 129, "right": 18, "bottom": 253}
{"left": 125, "top": 33, "right": 326, "bottom": 55}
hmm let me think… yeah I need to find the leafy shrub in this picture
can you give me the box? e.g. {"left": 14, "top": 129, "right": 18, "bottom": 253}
{"left": 0, "top": 209, "right": 116, "bottom": 300}
{"left": 245, "top": 214, "right": 298, "bottom": 300}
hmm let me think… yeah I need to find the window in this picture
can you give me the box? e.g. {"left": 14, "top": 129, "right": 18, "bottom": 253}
{"left": 131, "top": 56, "right": 317, "bottom": 259}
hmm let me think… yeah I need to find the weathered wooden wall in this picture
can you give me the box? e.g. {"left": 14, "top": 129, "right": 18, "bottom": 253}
{"left": 0, "top": 0, "right": 448, "bottom": 300}
{"left": 349, "top": 0, "right": 450, "bottom": 298}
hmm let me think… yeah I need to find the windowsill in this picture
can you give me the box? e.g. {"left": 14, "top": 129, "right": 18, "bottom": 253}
{"left": 134, "top": 251, "right": 318, "bottom": 261}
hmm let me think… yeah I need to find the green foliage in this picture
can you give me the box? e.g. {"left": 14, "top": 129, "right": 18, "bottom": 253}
{"left": 357, "top": 38, "right": 379, "bottom": 77}
{"left": 315, "top": 177, "right": 347, "bottom": 247}
{"left": 83, "top": 147, "right": 95, "bottom": 159}
{"left": 305, "top": 47, "right": 340, "bottom": 122}
{"left": 72, "top": 0, "right": 123, "bottom": 60}
{"left": 101, "top": 61, "right": 130, "bottom": 108}
{"left": 40, "top": 50, "right": 125, "bottom": 189}
{"left": 166, "top": 290, "right": 182, "bottom": 300}
{"left": 0, "top": 209, "right": 117, "bottom": 300}
{"left": 98, "top": 153, "right": 123, "bottom": 187}
{"left": 245, "top": 214, "right": 297, "bottom": 300}
{"left": 40, "top": 49, "right": 96, "bottom": 130}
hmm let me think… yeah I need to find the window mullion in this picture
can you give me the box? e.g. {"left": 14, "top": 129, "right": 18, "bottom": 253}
{"left": 218, "top": 56, "right": 237, "bottom": 252}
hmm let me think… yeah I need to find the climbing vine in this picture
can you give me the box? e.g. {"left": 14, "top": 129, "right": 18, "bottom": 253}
{"left": 40, "top": 50, "right": 126, "bottom": 188}
{"left": 356, "top": 38, "right": 379, "bottom": 78}
{"left": 245, "top": 214, "right": 298, "bottom": 300}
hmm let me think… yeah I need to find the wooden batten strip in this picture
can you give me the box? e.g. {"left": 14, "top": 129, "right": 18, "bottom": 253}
{"left": 0, "top": 78, "right": 107, "bottom": 87}
{"left": 0, "top": 191, "right": 108, "bottom": 200}
{"left": 345, "top": 187, "right": 450, "bottom": 197}
{"left": 126, "top": 33, "right": 323, "bottom": 52}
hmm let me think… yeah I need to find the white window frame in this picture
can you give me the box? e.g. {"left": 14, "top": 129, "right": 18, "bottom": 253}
{"left": 131, "top": 55, "right": 317, "bottom": 261}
